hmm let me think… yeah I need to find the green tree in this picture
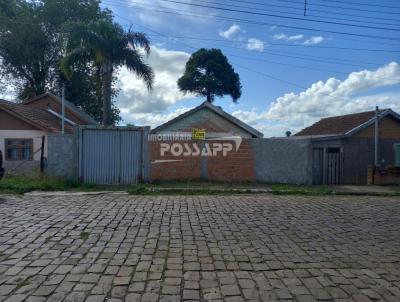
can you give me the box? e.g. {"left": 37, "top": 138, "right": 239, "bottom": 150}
{"left": 0, "top": 0, "right": 121, "bottom": 123}
{"left": 61, "top": 21, "right": 154, "bottom": 126}
{"left": 0, "top": 0, "right": 104, "bottom": 98}
{"left": 177, "top": 48, "right": 241, "bottom": 103}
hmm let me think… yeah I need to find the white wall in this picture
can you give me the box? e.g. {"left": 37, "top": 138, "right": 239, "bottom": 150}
{"left": 0, "top": 130, "right": 48, "bottom": 162}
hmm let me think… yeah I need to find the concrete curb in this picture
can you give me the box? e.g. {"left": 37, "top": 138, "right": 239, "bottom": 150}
{"left": 146, "top": 187, "right": 272, "bottom": 193}
{"left": 24, "top": 191, "right": 128, "bottom": 196}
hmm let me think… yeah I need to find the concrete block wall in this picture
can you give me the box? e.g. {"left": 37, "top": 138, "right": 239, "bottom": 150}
{"left": 47, "top": 134, "right": 75, "bottom": 179}
{"left": 252, "top": 138, "right": 312, "bottom": 184}
{"left": 3, "top": 161, "right": 40, "bottom": 176}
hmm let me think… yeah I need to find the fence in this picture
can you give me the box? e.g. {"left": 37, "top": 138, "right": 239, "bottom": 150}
{"left": 47, "top": 126, "right": 149, "bottom": 185}
{"left": 47, "top": 129, "right": 313, "bottom": 185}
{"left": 149, "top": 138, "right": 312, "bottom": 184}
{"left": 47, "top": 134, "right": 75, "bottom": 179}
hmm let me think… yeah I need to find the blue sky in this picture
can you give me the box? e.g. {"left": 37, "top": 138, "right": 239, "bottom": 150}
{"left": 106, "top": 0, "right": 399, "bottom": 136}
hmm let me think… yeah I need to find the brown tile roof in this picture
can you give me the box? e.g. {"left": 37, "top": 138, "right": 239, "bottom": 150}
{"left": 23, "top": 92, "right": 97, "bottom": 125}
{"left": 294, "top": 110, "right": 387, "bottom": 137}
{"left": 0, "top": 99, "right": 74, "bottom": 133}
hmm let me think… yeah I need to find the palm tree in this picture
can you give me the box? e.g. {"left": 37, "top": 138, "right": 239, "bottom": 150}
{"left": 61, "top": 20, "right": 154, "bottom": 126}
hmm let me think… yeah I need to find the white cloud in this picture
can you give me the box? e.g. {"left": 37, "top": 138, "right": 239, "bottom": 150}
{"left": 119, "top": 0, "right": 215, "bottom": 29}
{"left": 0, "top": 83, "right": 15, "bottom": 101}
{"left": 122, "top": 107, "right": 192, "bottom": 128}
{"left": 273, "top": 33, "right": 304, "bottom": 41}
{"left": 272, "top": 33, "right": 325, "bottom": 45}
{"left": 219, "top": 23, "right": 242, "bottom": 39}
{"left": 246, "top": 38, "right": 264, "bottom": 52}
{"left": 116, "top": 46, "right": 194, "bottom": 124}
{"left": 303, "top": 36, "right": 324, "bottom": 45}
{"left": 232, "top": 62, "right": 400, "bottom": 137}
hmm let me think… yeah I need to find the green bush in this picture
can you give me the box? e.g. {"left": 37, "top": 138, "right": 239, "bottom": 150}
{"left": 0, "top": 175, "right": 81, "bottom": 194}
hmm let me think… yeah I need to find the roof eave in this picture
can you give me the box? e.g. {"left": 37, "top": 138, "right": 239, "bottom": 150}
{"left": 203, "top": 102, "right": 264, "bottom": 138}
{"left": 0, "top": 103, "right": 49, "bottom": 132}
{"left": 344, "top": 109, "right": 397, "bottom": 137}
{"left": 23, "top": 92, "right": 97, "bottom": 125}
{"left": 151, "top": 101, "right": 264, "bottom": 138}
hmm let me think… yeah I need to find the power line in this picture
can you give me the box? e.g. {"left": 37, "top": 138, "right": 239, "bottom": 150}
{"left": 157, "top": 0, "right": 400, "bottom": 31}
{"left": 111, "top": 12, "right": 310, "bottom": 89}
{"left": 276, "top": 0, "right": 400, "bottom": 15}
{"left": 162, "top": 36, "right": 379, "bottom": 67}
{"left": 108, "top": 0, "right": 400, "bottom": 46}
{"left": 144, "top": 33, "right": 400, "bottom": 80}
{"left": 225, "top": 53, "right": 349, "bottom": 75}
{"left": 305, "top": 9, "right": 400, "bottom": 26}
{"left": 222, "top": 0, "right": 400, "bottom": 24}
{"left": 235, "top": 63, "right": 308, "bottom": 89}
{"left": 319, "top": 0, "right": 400, "bottom": 10}
{"left": 145, "top": 33, "right": 383, "bottom": 67}
{"left": 103, "top": 0, "right": 400, "bottom": 41}
{"left": 144, "top": 33, "right": 400, "bottom": 54}
{"left": 183, "top": 0, "right": 400, "bottom": 28}
{"left": 112, "top": 11, "right": 397, "bottom": 85}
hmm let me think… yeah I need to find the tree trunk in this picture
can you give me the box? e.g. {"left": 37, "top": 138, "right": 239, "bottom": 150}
{"left": 101, "top": 62, "right": 113, "bottom": 126}
{"left": 206, "top": 90, "right": 212, "bottom": 103}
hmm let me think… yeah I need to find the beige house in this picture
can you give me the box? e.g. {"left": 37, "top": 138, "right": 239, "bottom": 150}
{"left": 0, "top": 93, "right": 96, "bottom": 174}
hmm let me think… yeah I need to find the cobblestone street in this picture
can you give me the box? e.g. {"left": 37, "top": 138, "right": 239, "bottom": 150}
{"left": 0, "top": 194, "right": 399, "bottom": 301}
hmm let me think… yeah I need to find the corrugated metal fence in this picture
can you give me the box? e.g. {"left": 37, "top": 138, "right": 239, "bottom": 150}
{"left": 79, "top": 127, "right": 149, "bottom": 185}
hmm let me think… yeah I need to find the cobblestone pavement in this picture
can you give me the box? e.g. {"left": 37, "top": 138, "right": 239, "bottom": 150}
{"left": 0, "top": 194, "right": 400, "bottom": 302}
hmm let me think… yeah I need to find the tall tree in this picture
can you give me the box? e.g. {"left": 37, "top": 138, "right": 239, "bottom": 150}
{"left": 61, "top": 21, "right": 154, "bottom": 126}
{"left": 0, "top": 0, "right": 104, "bottom": 98}
{"left": 177, "top": 48, "right": 241, "bottom": 103}
{"left": 0, "top": 0, "right": 121, "bottom": 123}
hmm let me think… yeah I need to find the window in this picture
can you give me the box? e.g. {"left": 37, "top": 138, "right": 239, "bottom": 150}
{"left": 5, "top": 139, "right": 33, "bottom": 161}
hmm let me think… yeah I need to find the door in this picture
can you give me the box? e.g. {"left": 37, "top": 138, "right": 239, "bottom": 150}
{"left": 312, "top": 148, "right": 324, "bottom": 185}
{"left": 80, "top": 128, "right": 144, "bottom": 185}
{"left": 326, "top": 148, "right": 341, "bottom": 185}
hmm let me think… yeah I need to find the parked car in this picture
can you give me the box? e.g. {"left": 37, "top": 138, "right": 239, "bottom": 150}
{"left": 0, "top": 150, "right": 4, "bottom": 179}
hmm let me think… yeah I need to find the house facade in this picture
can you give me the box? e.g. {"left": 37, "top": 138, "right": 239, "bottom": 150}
{"left": 0, "top": 93, "right": 96, "bottom": 174}
{"left": 294, "top": 108, "right": 400, "bottom": 185}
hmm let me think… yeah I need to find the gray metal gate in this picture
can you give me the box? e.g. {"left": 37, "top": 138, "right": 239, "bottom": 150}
{"left": 312, "top": 148, "right": 324, "bottom": 185}
{"left": 312, "top": 147, "right": 342, "bottom": 185}
{"left": 79, "top": 127, "right": 149, "bottom": 185}
{"left": 326, "top": 148, "right": 341, "bottom": 185}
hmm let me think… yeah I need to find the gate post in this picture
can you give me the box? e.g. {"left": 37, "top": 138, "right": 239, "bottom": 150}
{"left": 141, "top": 126, "right": 150, "bottom": 182}
{"left": 72, "top": 125, "right": 81, "bottom": 182}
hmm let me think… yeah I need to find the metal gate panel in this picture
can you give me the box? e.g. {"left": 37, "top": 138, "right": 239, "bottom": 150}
{"left": 312, "top": 148, "right": 324, "bottom": 185}
{"left": 82, "top": 129, "right": 121, "bottom": 184}
{"left": 79, "top": 127, "right": 146, "bottom": 185}
{"left": 326, "top": 148, "right": 341, "bottom": 185}
{"left": 120, "top": 131, "right": 142, "bottom": 185}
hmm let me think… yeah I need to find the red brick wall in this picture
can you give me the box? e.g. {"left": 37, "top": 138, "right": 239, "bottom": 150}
{"left": 150, "top": 140, "right": 201, "bottom": 180}
{"left": 206, "top": 139, "right": 254, "bottom": 181}
{"left": 149, "top": 139, "right": 255, "bottom": 182}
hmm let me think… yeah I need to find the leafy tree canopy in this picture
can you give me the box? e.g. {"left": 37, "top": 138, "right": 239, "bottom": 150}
{"left": 61, "top": 20, "right": 154, "bottom": 125}
{"left": 177, "top": 48, "right": 242, "bottom": 103}
{"left": 0, "top": 0, "right": 120, "bottom": 123}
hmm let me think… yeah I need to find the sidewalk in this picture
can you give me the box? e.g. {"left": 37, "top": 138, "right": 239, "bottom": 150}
{"left": 332, "top": 185, "right": 400, "bottom": 195}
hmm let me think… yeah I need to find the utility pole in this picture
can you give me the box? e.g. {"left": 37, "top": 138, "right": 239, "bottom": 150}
{"left": 61, "top": 84, "right": 65, "bottom": 135}
{"left": 374, "top": 106, "right": 379, "bottom": 167}
{"left": 304, "top": 0, "right": 307, "bottom": 16}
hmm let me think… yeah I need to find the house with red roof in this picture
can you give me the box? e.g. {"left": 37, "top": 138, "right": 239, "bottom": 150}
{"left": 0, "top": 93, "right": 96, "bottom": 173}
{"left": 294, "top": 108, "right": 400, "bottom": 185}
